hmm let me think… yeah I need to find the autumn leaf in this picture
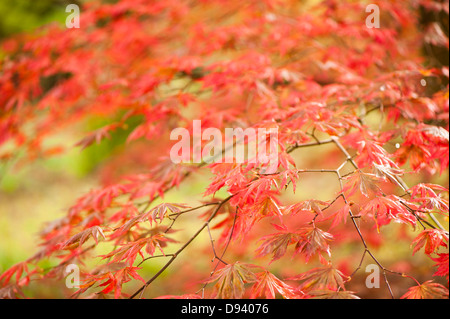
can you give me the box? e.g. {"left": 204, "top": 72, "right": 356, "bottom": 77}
{"left": 110, "top": 203, "right": 188, "bottom": 239}
{"left": 252, "top": 194, "right": 284, "bottom": 219}
{"left": 75, "top": 123, "right": 120, "bottom": 150}
{"left": 372, "top": 162, "right": 404, "bottom": 184}
{"left": 308, "top": 290, "right": 360, "bottom": 299}
{"left": 288, "top": 265, "right": 348, "bottom": 293}
{"left": 76, "top": 263, "right": 145, "bottom": 299}
{"left": 293, "top": 225, "right": 333, "bottom": 262}
{"left": 149, "top": 202, "right": 190, "bottom": 223}
{"left": 0, "top": 262, "right": 33, "bottom": 286}
{"left": 250, "top": 270, "right": 298, "bottom": 299}
{"left": 205, "top": 262, "right": 260, "bottom": 299}
{"left": 424, "top": 22, "right": 449, "bottom": 47}
{"left": 60, "top": 226, "right": 106, "bottom": 250}
{"left": 255, "top": 225, "right": 296, "bottom": 262}
{"left": 342, "top": 171, "right": 382, "bottom": 198}
{"left": 1, "top": 0, "right": 448, "bottom": 301}
{"left": 0, "top": 283, "right": 27, "bottom": 299}
{"left": 329, "top": 203, "right": 351, "bottom": 229}
{"left": 239, "top": 176, "right": 280, "bottom": 204}
{"left": 409, "top": 183, "right": 449, "bottom": 213}
{"left": 359, "top": 195, "right": 417, "bottom": 230}
{"left": 400, "top": 280, "right": 449, "bottom": 299}
{"left": 101, "top": 233, "right": 177, "bottom": 265}
{"left": 432, "top": 253, "right": 449, "bottom": 283}
{"left": 411, "top": 229, "right": 448, "bottom": 255}
{"left": 286, "top": 199, "right": 329, "bottom": 217}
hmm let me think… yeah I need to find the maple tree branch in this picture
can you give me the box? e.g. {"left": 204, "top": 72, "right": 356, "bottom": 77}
{"left": 297, "top": 169, "right": 338, "bottom": 174}
{"left": 347, "top": 249, "right": 367, "bottom": 282}
{"left": 129, "top": 195, "right": 234, "bottom": 299}
{"left": 167, "top": 202, "right": 221, "bottom": 218}
{"left": 198, "top": 206, "right": 238, "bottom": 297}
{"left": 129, "top": 138, "right": 343, "bottom": 298}
{"left": 286, "top": 138, "right": 334, "bottom": 153}
{"left": 331, "top": 136, "right": 359, "bottom": 171}
{"left": 163, "top": 202, "right": 221, "bottom": 234}
{"left": 393, "top": 168, "right": 446, "bottom": 231}
{"left": 332, "top": 142, "right": 396, "bottom": 298}
{"left": 137, "top": 254, "right": 175, "bottom": 267}
{"left": 285, "top": 136, "right": 402, "bottom": 298}
{"left": 321, "top": 193, "right": 345, "bottom": 212}
{"left": 206, "top": 222, "right": 228, "bottom": 265}
{"left": 326, "top": 135, "right": 446, "bottom": 297}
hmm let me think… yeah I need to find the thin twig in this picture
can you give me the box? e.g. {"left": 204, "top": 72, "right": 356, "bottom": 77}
{"left": 129, "top": 195, "right": 234, "bottom": 299}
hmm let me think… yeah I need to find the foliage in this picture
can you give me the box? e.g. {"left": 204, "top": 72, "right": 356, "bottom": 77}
{"left": 0, "top": 0, "right": 449, "bottom": 299}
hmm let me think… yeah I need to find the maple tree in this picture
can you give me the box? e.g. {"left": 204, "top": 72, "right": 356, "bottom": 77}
{"left": 0, "top": 0, "right": 449, "bottom": 300}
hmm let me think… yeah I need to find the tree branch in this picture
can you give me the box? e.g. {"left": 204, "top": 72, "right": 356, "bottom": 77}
{"left": 129, "top": 195, "right": 234, "bottom": 299}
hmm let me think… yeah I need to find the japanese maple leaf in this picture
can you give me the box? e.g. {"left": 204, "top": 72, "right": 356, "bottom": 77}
{"left": 250, "top": 270, "right": 298, "bottom": 299}
{"left": 0, "top": 283, "right": 27, "bottom": 299}
{"left": 411, "top": 229, "right": 448, "bottom": 256}
{"left": 329, "top": 203, "right": 351, "bottom": 229}
{"left": 432, "top": 253, "right": 449, "bottom": 283}
{"left": 277, "top": 168, "right": 299, "bottom": 192}
{"left": 255, "top": 224, "right": 296, "bottom": 262}
{"left": 238, "top": 176, "right": 280, "bottom": 204}
{"left": 101, "top": 233, "right": 177, "bottom": 265}
{"left": 87, "top": 266, "right": 145, "bottom": 299}
{"left": 308, "top": 290, "right": 360, "bottom": 299}
{"left": 0, "top": 262, "right": 34, "bottom": 286}
{"left": 75, "top": 123, "right": 121, "bottom": 150}
{"left": 424, "top": 22, "right": 449, "bottom": 47}
{"left": 293, "top": 225, "right": 333, "bottom": 262}
{"left": 90, "top": 184, "right": 131, "bottom": 212}
{"left": 359, "top": 195, "right": 416, "bottom": 230}
{"left": 110, "top": 203, "right": 187, "bottom": 239}
{"left": 109, "top": 203, "right": 140, "bottom": 224}
{"left": 342, "top": 171, "right": 382, "bottom": 198}
{"left": 60, "top": 226, "right": 106, "bottom": 250}
{"left": 372, "top": 162, "right": 404, "bottom": 184}
{"left": 130, "top": 181, "right": 164, "bottom": 201}
{"left": 252, "top": 194, "right": 284, "bottom": 219}
{"left": 149, "top": 202, "right": 190, "bottom": 223}
{"left": 354, "top": 139, "right": 398, "bottom": 168}
{"left": 400, "top": 280, "right": 449, "bottom": 299}
{"left": 409, "top": 183, "right": 449, "bottom": 213}
{"left": 286, "top": 199, "right": 329, "bottom": 217}
{"left": 287, "top": 264, "right": 348, "bottom": 293}
{"left": 205, "top": 262, "right": 260, "bottom": 299}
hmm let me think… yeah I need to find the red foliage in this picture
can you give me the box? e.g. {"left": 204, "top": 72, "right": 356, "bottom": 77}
{"left": 0, "top": 0, "right": 448, "bottom": 299}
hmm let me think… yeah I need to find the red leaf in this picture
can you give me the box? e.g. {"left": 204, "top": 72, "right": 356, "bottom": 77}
{"left": 255, "top": 226, "right": 296, "bottom": 262}
{"left": 204, "top": 262, "right": 260, "bottom": 299}
{"left": 329, "top": 203, "right": 351, "bottom": 229}
{"left": 401, "top": 280, "right": 449, "bottom": 299}
{"left": 411, "top": 229, "right": 448, "bottom": 256}
{"left": 288, "top": 265, "right": 348, "bottom": 293}
{"left": 60, "top": 226, "right": 106, "bottom": 250}
{"left": 359, "top": 195, "right": 416, "bottom": 230}
{"left": 432, "top": 253, "right": 449, "bottom": 283}
{"left": 250, "top": 270, "right": 298, "bottom": 299}
{"left": 308, "top": 290, "right": 360, "bottom": 299}
{"left": 294, "top": 225, "right": 333, "bottom": 262}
